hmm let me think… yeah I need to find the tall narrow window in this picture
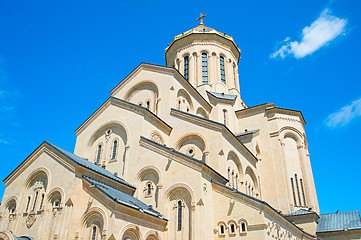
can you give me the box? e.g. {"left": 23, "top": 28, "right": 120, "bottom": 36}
{"left": 32, "top": 191, "right": 38, "bottom": 211}
{"left": 146, "top": 101, "right": 150, "bottom": 110}
{"left": 223, "top": 109, "right": 227, "bottom": 125}
{"left": 177, "top": 200, "right": 182, "bottom": 231}
{"left": 295, "top": 174, "right": 302, "bottom": 206}
{"left": 96, "top": 145, "right": 102, "bottom": 164}
{"left": 233, "top": 64, "right": 237, "bottom": 87}
{"left": 300, "top": 179, "right": 306, "bottom": 206}
{"left": 112, "top": 140, "right": 118, "bottom": 159}
{"left": 91, "top": 226, "right": 97, "bottom": 240}
{"left": 230, "top": 223, "right": 235, "bottom": 233}
{"left": 202, "top": 53, "right": 208, "bottom": 84}
{"left": 241, "top": 222, "right": 246, "bottom": 232}
{"left": 290, "top": 178, "right": 297, "bottom": 206}
{"left": 25, "top": 196, "right": 31, "bottom": 212}
{"left": 184, "top": 56, "right": 189, "bottom": 81}
{"left": 220, "top": 56, "right": 225, "bottom": 83}
{"left": 147, "top": 183, "right": 152, "bottom": 195}
{"left": 220, "top": 225, "right": 225, "bottom": 234}
{"left": 39, "top": 193, "right": 45, "bottom": 210}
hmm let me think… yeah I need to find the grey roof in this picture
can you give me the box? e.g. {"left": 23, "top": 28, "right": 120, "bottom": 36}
{"left": 236, "top": 129, "right": 259, "bottom": 137}
{"left": 207, "top": 91, "right": 237, "bottom": 101}
{"left": 286, "top": 209, "right": 319, "bottom": 217}
{"left": 83, "top": 176, "right": 167, "bottom": 220}
{"left": 317, "top": 211, "right": 361, "bottom": 233}
{"left": 46, "top": 141, "right": 135, "bottom": 189}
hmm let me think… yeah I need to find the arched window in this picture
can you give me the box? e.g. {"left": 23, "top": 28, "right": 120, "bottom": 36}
{"left": 112, "top": 140, "right": 118, "bottom": 159}
{"left": 32, "top": 191, "right": 38, "bottom": 211}
{"left": 220, "top": 56, "right": 225, "bottom": 83}
{"left": 230, "top": 223, "right": 235, "bottom": 234}
{"left": 147, "top": 183, "right": 152, "bottom": 195}
{"left": 184, "top": 56, "right": 189, "bottom": 81}
{"left": 220, "top": 224, "right": 225, "bottom": 235}
{"left": 300, "top": 178, "right": 307, "bottom": 206}
{"left": 91, "top": 226, "right": 97, "bottom": 240}
{"left": 146, "top": 101, "right": 150, "bottom": 110}
{"left": 39, "top": 193, "right": 45, "bottom": 210}
{"left": 177, "top": 200, "right": 182, "bottom": 231}
{"left": 8, "top": 201, "right": 16, "bottom": 214}
{"left": 96, "top": 144, "right": 102, "bottom": 164}
{"left": 223, "top": 109, "right": 227, "bottom": 125}
{"left": 202, "top": 53, "right": 208, "bottom": 84}
{"left": 240, "top": 222, "right": 247, "bottom": 232}
{"left": 25, "top": 196, "right": 31, "bottom": 212}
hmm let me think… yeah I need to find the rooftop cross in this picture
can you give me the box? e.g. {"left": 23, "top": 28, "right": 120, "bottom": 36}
{"left": 197, "top": 13, "right": 206, "bottom": 25}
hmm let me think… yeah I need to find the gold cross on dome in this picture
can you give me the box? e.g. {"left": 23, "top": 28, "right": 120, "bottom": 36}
{"left": 197, "top": 13, "right": 206, "bottom": 25}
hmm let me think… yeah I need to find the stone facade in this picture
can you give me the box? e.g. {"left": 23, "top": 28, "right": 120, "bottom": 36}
{"left": 0, "top": 22, "right": 360, "bottom": 240}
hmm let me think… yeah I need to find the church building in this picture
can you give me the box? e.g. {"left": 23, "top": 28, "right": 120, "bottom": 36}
{"left": 0, "top": 15, "right": 360, "bottom": 240}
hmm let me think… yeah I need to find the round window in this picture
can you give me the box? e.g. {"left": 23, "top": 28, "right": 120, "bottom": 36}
{"left": 187, "top": 147, "right": 195, "bottom": 157}
{"left": 105, "top": 129, "right": 112, "bottom": 136}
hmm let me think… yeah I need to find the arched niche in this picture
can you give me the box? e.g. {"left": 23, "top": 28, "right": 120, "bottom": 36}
{"left": 175, "top": 134, "right": 207, "bottom": 161}
{"left": 120, "top": 224, "right": 141, "bottom": 240}
{"left": 196, "top": 107, "right": 209, "bottom": 119}
{"left": 81, "top": 207, "right": 107, "bottom": 240}
{"left": 144, "top": 230, "right": 160, "bottom": 240}
{"left": 88, "top": 121, "right": 128, "bottom": 166}
{"left": 124, "top": 81, "right": 159, "bottom": 113}
{"left": 165, "top": 185, "right": 194, "bottom": 240}
{"left": 24, "top": 169, "right": 49, "bottom": 213}
{"left": 226, "top": 151, "right": 243, "bottom": 189}
{"left": 244, "top": 167, "right": 258, "bottom": 197}
{"left": 176, "top": 89, "right": 194, "bottom": 113}
{"left": 137, "top": 166, "right": 161, "bottom": 207}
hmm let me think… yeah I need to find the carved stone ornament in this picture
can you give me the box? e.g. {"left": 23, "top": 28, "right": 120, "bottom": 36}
{"left": 266, "top": 221, "right": 301, "bottom": 240}
{"left": 26, "top": 214, "right": 37, "bottom": 229}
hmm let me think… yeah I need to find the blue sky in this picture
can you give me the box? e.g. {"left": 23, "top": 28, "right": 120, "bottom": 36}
{"left": 0, "top": 0, "right": 360, "bottom": 214}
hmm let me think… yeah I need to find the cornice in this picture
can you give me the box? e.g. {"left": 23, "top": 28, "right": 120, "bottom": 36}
{"left": 74, "top": 96, "right": 173, "bottom": 136}
{"left": 168, "top": 41, "right": 238, "bottom": 63}
{"left": 165, "top": 32, "right": 240, "bottom": 61}
{"left": 109, "top": 63, "right": 212, "bottom": 112}
{"left": 265, "top": 107, "right": 306, "bottom": 125}
{"left": 170, "top": 108, "right": 258, "bottom": 166}
{"left": 235, "top": 103, "right": 275, "bottom": 117}
{"left": 139, "top": 136, "right": 228, "bottom": 184}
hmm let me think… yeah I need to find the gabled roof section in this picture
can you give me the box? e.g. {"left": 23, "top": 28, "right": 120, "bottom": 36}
{"left": 109, "top": 62, "right": 212, "bottom": 111}
{"left": 3, "top": 141, "right": 135, "bottom": 192}
{"left": 139, "top": 136, "right": 228, "bottom": 184}
{"left": 83, "top": 176, "right": 167, "bottom": 220}
{"left": 207, "top": 91, "right": 237, "bottom": 102}
{"left": 46, "top": 142, "right": 135, "bottom": 189}
{"left": 74, "top": 96, "right": 172, "bottom": 136}
{"left": 170, "top": 108, "right": 259, "bottom": 166}
{"left": 235, "top": 103, "right": 306, "bottom": 125}
{"left": 317, "top": 211, "right": 361, "bottom": 233}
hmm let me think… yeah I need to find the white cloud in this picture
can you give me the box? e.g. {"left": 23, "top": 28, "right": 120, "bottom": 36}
{"left": 271, "top": 9, "right": 347, "bottom": 59}
{"left": 325, "top": 97, "right": 361, "bottom": 128}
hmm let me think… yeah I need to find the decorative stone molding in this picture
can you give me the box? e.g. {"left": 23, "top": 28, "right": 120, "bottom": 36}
{"left": 266, "top": 221, "right": 301, "bottom": 240}
{"left": 26, "top": 213, "right": 36, "bottom": 228}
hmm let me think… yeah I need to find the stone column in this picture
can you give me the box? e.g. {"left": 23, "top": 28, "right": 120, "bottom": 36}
{"left": 192, "top": 53, "right": 198, "bottom": 86}
{"left": 122, "top": 146, "right": 130, "bottom": 178}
